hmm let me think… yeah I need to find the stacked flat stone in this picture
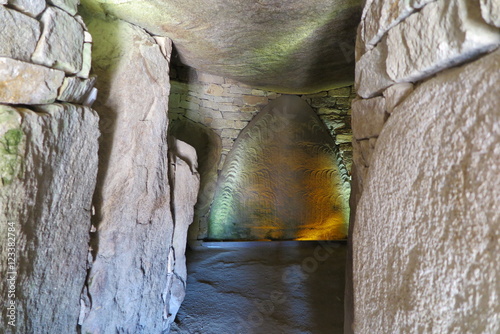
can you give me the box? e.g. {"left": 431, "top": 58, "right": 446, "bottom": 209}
{"left": 0, "top": 0, "right": 95, "bottom": 105}
{"left": 0, "top": 0, "right": 99, "bottom": 332}
{"left": 169, "top": 66, "right": 354, "bottom": 176}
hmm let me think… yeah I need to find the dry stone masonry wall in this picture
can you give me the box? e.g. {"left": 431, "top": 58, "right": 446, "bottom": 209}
{"left": 349, "top": 0, "right": 500, "bottom": 333}
{"left": 0, "top": 0, "right": 99, "bottom": 332}
{"left": 169, "top": 62, "right": 355, "bottom": 240}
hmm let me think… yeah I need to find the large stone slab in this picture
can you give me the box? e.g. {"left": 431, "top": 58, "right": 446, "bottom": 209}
{"left": 168, "top": 119, "right": 222, "bottom": 241}
{"left": 79, "top": 14, "right": 175, "bottom": 333}
{"left": 32, "top": 6, "right": 84, "bottom": 74}
{"left": 353, "top": 50, "right": 500, "bottom": 333}
{"left": 166, "top": 149, "right": 200, "bottom": 328}
{"left": 80, "top": 0, "right": 363, "bottom": 93}
{"left": 8, "top": 0, "right": 46, "bottom": 17}
{"left": 386, "top": 0, "right": 500, "bottom": 82}
{"left": 0, "top": 6, "right": 41, "bottom": 61}
{"left": 0, "top": 103, "right": 99, "bottom": 333}
{"left": 0, "top": 57, "right": 65, "bottom": 104}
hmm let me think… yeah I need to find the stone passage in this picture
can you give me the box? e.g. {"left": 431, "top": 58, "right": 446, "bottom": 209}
{"left": 208, "top": 96, "right": 349, "bottom": 241}
{"left": 169, "top": 60, "right": 355, "bottom": 241}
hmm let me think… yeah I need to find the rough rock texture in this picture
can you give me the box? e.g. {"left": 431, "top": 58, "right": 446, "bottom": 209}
{"left": 76, "top": 42, "right": 92, "bottom": 79}
{"left": 168, "top": 120, "right": 221, "bottom": 242}
{"left": 8, "top": 0, "right": 46, "bottom": 17}
{"left": 81, "top": 0, "right": 363, "bottom": 93}
{"left": 172, "top": 241, "right": 346, "bottom": 334}
{"left": 360, "top": 0, "right": 436, "bottom": 49}
{"left": 356, "top": 0, "right": 500, "bottom": 98}
{"left": 57, "top": 75, "right": 96, "bottom": 103}
{"left": 48, "top": 0, "right": 79, "bottom": 15}
{"left": 351, "top": 97, "right": 386, "bottom": 140}
{"left": 382, "top": 82, "right": 413, "bottom": 113}
{"left": 0, "top": 6, "right": 41, "bottom": 61}
{"left": 0, "top": 57, "right": 65, "bottom": 104}
{"left": 31, "top": 6, "right": 84, "bottom": 74}
{"left": 166, "top": 153, "right": 200, "bottom": 328}
{"left": 352, "top": 49, "right": 500, "bottom": 334}
{"left": 481, "top": 0, "right": 500, "bottom": 28}
{"left": 0, "top": 103, "right": 99, "bottom": 333}
{"left": 79, "top": 12, "right": 176, "bottom": 333}
{"left": 354, "top": 41, "right": 394, "bottom": 98}
{"left": 385, "top": 0, "right": 500, "bottom": 82}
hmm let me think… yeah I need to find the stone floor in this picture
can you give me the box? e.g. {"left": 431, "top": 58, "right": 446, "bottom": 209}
{"left": 170, "top": 241, "right": 346, "bottom": 334}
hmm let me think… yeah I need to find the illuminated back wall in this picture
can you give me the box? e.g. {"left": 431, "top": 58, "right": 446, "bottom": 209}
{"left": 208, "top": 95, "right": 349, "bottom": 240}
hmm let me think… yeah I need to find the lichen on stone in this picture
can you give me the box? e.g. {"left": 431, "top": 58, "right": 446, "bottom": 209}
{"left": 0, "top": 107, "right": 24, "bottom": 186}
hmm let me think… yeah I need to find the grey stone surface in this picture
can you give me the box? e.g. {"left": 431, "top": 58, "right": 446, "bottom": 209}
{"left": 481, "top": 0, "right": 500, "bottom": 27}
{"left": 355, "top": 40, "right": 394, "bottom": 98}
{"left": 79, "top": 14, "right": 175, "bottom": 333}
{"left": 353, "top": 49, "right": 500, "bottom": 334}
{"left": 0, "top": 6, "right": 41, "bottom": 61}
{"left": 0, "top": 57, "right": 65, "bottom": 104}
{"left": 48, "top": 0, "right": 79, "bottom": 15}
{"left": 351, "top": 97, "right": 386, "bottom": 140}
{"left": 57, "top": 75, "right": 96, "bottom": 103}
{"left": 81, "top": 0, "right": 363, "bottom": 93}
{"left": 8, "top": 0, "right": 46, "bottom": 17}
{"left": 383, "top": 82, "right": 414, "bottom": 113}
{"left": 76, "top": 42, "right": 92, "bottom": 78}
{"left": 32, "top": 6, "right": 84, "bottom": 74}
{"left": 385, "top": 0, "right": 500, "bottom": 83}
{"left": 171, "top": 241, "right": 346, "bottom": 334}
{"left": 168, "top": 120, "right": 222, "bottom": 242}
{"left": 360, "top": 0, "right": 436, "bottom": 48}
{"left": 166, "top": 152, "right": 200, "bottom": 328}
{"left": 0, "top": 103, "right": 99, "bottom": 333}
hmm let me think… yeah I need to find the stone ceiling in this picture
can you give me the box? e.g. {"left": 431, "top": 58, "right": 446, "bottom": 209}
{"left": 83, "top": 0, "right": 363, "bottom": 93}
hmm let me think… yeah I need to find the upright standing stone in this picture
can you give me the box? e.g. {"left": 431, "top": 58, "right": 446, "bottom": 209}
{"left": 0, "top": 103, "right": 99, "bottom": 333}
{"left": 353, "top": 48, "right": 500, "bottom": 334}
{"left": 79, "top": 13, "right": 175, "bottom": 333}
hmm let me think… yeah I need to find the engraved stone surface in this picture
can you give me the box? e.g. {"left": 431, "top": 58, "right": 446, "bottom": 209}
{"left": 209, "top": 95, "right": 349, "bottom": 241}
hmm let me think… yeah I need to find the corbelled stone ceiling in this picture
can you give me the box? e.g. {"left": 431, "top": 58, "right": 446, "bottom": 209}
{"left": 82, "top": 0, "right": 363, "bottom": 93}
